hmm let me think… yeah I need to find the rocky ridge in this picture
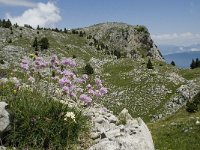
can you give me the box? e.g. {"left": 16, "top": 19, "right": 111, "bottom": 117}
{"left": 82, "top": 22, "right": 164, "bottom": 61}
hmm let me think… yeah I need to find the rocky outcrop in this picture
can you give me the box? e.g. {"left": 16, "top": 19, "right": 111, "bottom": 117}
{"left": 85, "top": 105, "right": 154, "bottom": 150}
{"left": 0, "top": 102, "right": 10, "bottom": 133}
{"left": 83, "top": 22, "right": 164, "bottom": 61}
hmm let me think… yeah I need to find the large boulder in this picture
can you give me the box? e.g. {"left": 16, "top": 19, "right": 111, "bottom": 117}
{"left": 87, "top": 105, "right": 155, "bottom": 150}
{"left": 0, "top": 102, "right": 10, "bottom": 133}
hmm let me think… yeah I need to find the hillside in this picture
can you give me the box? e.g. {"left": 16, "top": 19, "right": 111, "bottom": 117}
{"left": 1, "top": 22, "right": 200, "bottom": 149}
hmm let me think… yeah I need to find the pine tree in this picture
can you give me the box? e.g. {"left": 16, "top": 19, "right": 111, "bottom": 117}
{"left": 37, "top": 25, "right": 40, "bottom": 30}
{"left": 32, "top": 37, "right": 38, "bottom": 47}
{"left": 114, "top": 50, "right": 121, "bottom": 59}
{"left": 147, "top": 59, "right": 153, "bottom": 69}
{"left": 190, "top": 59, "right": 196, "bottom": 69}
{"left": 84, "top": 63, "right": 94, "bottom": 75}
{"left": 195, "top": 58, "right": 199, "bottom": 68}
{"left": 64, "top": 28, "right": 68, "bottom": 33}
{"left": 5, "top": 19, "right": 12, "bottom": 28}
{"left": 39, "top": 37, "right": 49, "bottom": 50}
{"left": 171, "top": 61, "right": 176, "bottom": 66}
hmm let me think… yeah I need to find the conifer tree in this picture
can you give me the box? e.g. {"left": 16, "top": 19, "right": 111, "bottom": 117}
{"left": 190, "top": 59, "right": 196, "bottom": 69}
{"left": 32, "top": 37, "right": 38, "bottom": 48}
{"left": 171, "top": 61, "right": 176, "bottom": 66}
{"left": 147, "top": 59, "right": 153, "bottom": 69}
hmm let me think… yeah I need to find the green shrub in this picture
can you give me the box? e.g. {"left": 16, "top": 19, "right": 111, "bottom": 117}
{"left": 1, "top": 83, "right": 89, "bottom": 149}
{"left": 171, "top": 61, "right": 176, "bottom": 66}
{"left": 186, "top": 101, "right": 198, "bottom": 113}
{"left": 84, "top": 63, "right": 94, "bottom": 75}
{"left": 0, "top": 59, "right": 5, "bottom": 64}
{"left": 8, "top": 39, "right": 12, "bottom": 43}
{"left": 193, "top": 91, "right": 200, "bottom": 105}
{"left": 114, "top": 50, "right": 121, "bottom": 59}
{"left": 134, "top": 26, "right": 147, "bottom": 33}
{"left": 39, "top": 37, "right": 49, "bottom": 50}
{"left": 147, "top": 59, "right": 153, "bottom": 69}
{"left": 186, "top": 91, "right": 200, "bottom": 113}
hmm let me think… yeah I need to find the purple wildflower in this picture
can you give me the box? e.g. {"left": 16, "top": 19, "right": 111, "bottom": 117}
{"left": 61, "top": 58, "right": 76, "bottom": 67}
{"left": 95, "top": 78, "right": 102, "bottom": 87}
{"left": 82, "top": 74, "right": 88, "bottom": 80}
{"left": 69, "top": 84, "right": 76, "bottom": 91}
{"left": 69, "top": 92, "right": 76, "bottom": 98}
{"left": 20, "top": 63, "right": 29, "bottom": 70}
{"left": 94, "top": 90, "right": 102, "bottom": 97}
{"left": 74, "top": 78, "right": 84, "bottom": 83}
{"left": 61, "top": 70, "right": 74, "bottom": 77}
{"left": 88, "top": 89, "right": 95, "bottom": 95}
{"left": 20, "top": 58, "right": 29, "bottom": 70}
{"left": 76, "top": 87, "right": 83, "bottom": 93}
{"left": 86, "top": 84, "right": 92, "bottom": 89}
{"left": 62, "top": 86, "right": 69, "bottom": 94}
{"left": 59, "top": 77, "right": 71, "bottom": 86}
{"left": 99, "top": 87, "right": 108, "bottom": 95}
{"left": 79, "top": 94, "right": 92, "bottom": 105}
{"left": 50, "top": 54, "right": 58, "bottom": 64}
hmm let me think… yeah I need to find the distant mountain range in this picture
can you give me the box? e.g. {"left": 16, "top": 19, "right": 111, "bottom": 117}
{"left": 164, "top": 51, "right": 200, "bottom": 68}
{"left": 158, "top": 44, "right": 200, "bottom": 55}
{"left": 158, "top": 44, "right": 200, "bottom": 68}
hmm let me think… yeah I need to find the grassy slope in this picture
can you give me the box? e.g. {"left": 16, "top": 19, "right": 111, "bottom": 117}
{"left": 148, "top": 68, "right": 200, "bottom": 150}
{"left": 148, "top": 107, "right": 200, "bottom": 150}
{"left": 101, "top": 58, "right": 181, "bottom": 122}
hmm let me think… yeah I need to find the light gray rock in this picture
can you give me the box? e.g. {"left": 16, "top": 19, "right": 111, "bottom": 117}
{"left": 0, "top": 102, "right": 10, "bottom": 133}
{"left": 118, "top": 108, "right": 133, "bottom": 123}
{"left": 0, "top": 146, "right": 6, "bottom": 150}
{"left": 89, "top": 140, "right": 120, "bottom": 150}
{"left": 87, "top": 105, "right": 155, "bottom": 150}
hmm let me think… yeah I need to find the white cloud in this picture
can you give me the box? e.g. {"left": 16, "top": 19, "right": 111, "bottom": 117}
{"left": 0, "top": 0, "right": 36, "bottom": 7}
{"left": 6, "top": 2, "right": 62, "bottom": 28}
{"left": 152, "top": 32, "right": 200, "bottom": 46}
{"left": 190, "top": 48, "right": 200, "bottom": 51}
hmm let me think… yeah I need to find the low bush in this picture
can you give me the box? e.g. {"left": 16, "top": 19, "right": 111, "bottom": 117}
{"left": 186, "top": 91, "right": 200, "bottom": 113}
{"left": 0, "top": 83, "right": 89, "bottom": 149}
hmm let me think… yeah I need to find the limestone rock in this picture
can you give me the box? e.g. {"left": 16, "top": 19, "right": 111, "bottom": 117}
{"left": 0, "top": 146, "right": 6, "bottom": 150}
{"left": 86, "top": 105, "right": 155, "bottom": 150}
{"left": 0, "top": 102, "right": 10, "bottom": 133}
{"left": 118, "top": 108, "right": 133, "bottom": 123}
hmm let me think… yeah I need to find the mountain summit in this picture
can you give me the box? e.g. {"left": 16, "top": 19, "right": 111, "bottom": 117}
{"left": 81, "top": 22, "right": 164, "bottom": 61}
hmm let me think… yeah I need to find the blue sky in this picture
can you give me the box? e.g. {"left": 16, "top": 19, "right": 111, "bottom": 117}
{"left": 0, "top": 0, "right": 200, "bottom": 46}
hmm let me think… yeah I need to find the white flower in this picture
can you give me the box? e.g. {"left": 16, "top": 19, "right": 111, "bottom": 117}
{"left": 0, "top": 78, "right": 8, "bottom": 83}
{"left": 10, "top": 77, "right": 20, "bottom": 84}
{"left": 64, "top": 112, "right": 76, "bottom": 122}
{"left": 55, "top": 88, "right": 62, "bottom": 96}
{"left": 28, "top": 76, "right": 35, "bottom": 83}
{"left": 60, "top": 100, "right": 68, "bottom": 105}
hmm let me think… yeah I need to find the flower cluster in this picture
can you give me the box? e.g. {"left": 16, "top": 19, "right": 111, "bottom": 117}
{"left": 20, "top": 57, "right": 29, "bottom": 70}
{"left": 64, "top": 112, "right": 76, "bottom": 122}
{"left": 19, "top": 54, "right": 108, "bottom": 106}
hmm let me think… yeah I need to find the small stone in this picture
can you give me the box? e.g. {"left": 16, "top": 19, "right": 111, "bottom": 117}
{"left": 108, "top": 115, "right": 118, "bottom": 123}
{"left": 0, "top": 146, "right": 6, "bottom": 150}
{"left": 94, "top": 117, "right": 106, "bottom": 124}
{"left": 196, "top": 120, "right": 200, "bottom": 125}
{"left": 105, "top": 129, "right": 121, "bottom": 138}
{"left": 91, "top": 132, "right": 101, "bottom": 140}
